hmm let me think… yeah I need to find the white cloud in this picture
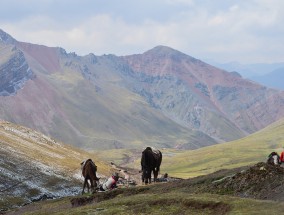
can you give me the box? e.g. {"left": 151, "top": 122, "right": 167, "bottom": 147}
{"left": 165, "top": 0, "right": 194, "bottom": 5}
{"left": 0, "top": 0, "right": 284, "bottom": 63}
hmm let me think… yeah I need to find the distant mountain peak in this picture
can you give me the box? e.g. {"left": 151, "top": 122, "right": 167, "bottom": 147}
{"left": 0, "top": 29, "right": 16, "bottom": 44}
{"left": 146, "top": 45, "right": 178, "bottom": 53}
{"left": 143, "top": 45, "right": 198, "bottom": 62}
{"left": 144, "top": 45, "right": 183, "bottom": 56}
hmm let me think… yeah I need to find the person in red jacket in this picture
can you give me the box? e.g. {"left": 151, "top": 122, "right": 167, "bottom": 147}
{"left": 280, "top": 148, "right": 284, "bottom": 164}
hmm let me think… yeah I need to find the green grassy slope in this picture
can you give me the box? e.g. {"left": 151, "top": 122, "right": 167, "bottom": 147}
{"left": 161, "top": 118, "right": 284, "bottom": 178}
{"left": 6, "top": 179, "right": 284, "bottom": 215}
{"left": 47, "top": 69, "right": 204, "bottom": 150}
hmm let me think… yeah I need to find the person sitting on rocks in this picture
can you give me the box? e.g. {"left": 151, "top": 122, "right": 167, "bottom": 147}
{"left": 156, "top": 173, "right": 169, "bottom": 182}
{"left": 267, "top": 152, "right": 281, "bottom": 165}
{"left": 99, "top": 173, "right": 119, "bottom": 191}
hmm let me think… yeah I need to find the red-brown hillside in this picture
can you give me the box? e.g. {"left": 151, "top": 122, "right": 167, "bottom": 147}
{"left": 123, "top": 46, "right": 284, "bottom": 137}
{"left": 1, "top": 29, "right": 284, "bottom": 149}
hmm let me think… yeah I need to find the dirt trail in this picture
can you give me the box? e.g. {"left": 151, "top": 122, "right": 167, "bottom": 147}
{"left": 110, "top": 162, "right": 142, "bottom": 185}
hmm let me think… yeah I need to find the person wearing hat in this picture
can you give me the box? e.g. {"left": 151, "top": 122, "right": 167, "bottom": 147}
{"left": 99, "top": 173, "right": 119, "bottom": 191}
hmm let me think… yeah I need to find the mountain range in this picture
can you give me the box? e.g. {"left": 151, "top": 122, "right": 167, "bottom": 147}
{"left": 1, "top": 29, "right": 284, "bottom": 150}
{"left": 208, "top": 60, "right": 284, "bottom": 90}
{"left": 251, "top": 68, "right": 284, "bottom": 90}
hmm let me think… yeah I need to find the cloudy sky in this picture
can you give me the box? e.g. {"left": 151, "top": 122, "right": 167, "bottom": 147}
{"left": 0, "top": 0, "right": 283, "bottom": 64}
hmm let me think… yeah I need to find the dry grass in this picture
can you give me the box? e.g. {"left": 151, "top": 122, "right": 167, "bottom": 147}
{"left": 6, "top": 185, "right": 284, "bottom": 215}
{"left": 101, "top": 118, "right": 284, "bottom": 179}
{"left": 0, "top": 120, "right": 110, "bottom": 176}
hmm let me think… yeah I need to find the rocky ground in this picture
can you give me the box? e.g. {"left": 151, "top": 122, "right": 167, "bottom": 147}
{"left": 70, "top": 161, "right": 284, "bottom": 207}
{"left": 3, "top": 162, "right": 284, "bottom": 214}
{"left": 205, "top": 162, "right": 284, "bottom": 201}
{"left": 156, "top": 162, "right": 284, "bottom": 202}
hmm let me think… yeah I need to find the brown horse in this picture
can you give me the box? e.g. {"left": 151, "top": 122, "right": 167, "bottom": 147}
{"left": 81, "top": 159, "right": 100, "bottom": 194}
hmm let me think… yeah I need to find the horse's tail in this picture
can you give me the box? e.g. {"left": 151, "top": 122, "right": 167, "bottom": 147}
{"left": 153, "top": 151, "right": 162, "bottom": 173}
{"left": 157, "top": 151, "right": 162, "bottom": 172}
{"left": 141, "top": 149, "right": 147, "bottom": 168}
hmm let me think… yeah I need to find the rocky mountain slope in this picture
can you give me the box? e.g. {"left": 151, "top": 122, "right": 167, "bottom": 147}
{"left": 0, "top": 43, "right": 33, "bottom": 96}
{"left": 1, "top": 29, "right": 284, "bottom": 150}
{"left": 0, "top": 120, "right": 109, "bottom": 211}
{"left": 122, "top": 47, "right": 284, "bottom": 138}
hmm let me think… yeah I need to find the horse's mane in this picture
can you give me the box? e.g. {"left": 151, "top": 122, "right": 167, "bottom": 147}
{"left": 88, "top": 159, "right": 97, "bottom": 172}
